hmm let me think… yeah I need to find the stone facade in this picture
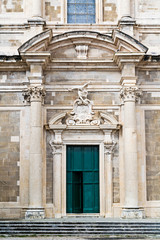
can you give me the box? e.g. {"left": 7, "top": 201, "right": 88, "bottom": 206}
{"left": 145, "top": 110, "right": 160, "bottom": 201}
{"left": 0, "top": 111, "right": 20, "bottom": 202}
{"left": 0, "top": 0, "right": 160, "bottom": 220}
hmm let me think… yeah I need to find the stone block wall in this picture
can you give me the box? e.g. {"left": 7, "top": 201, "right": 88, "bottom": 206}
{"left": 0, "top": 0, "right": 23, "bottom": 13}
{"left": 45, "top": 0, "right": 61, "bottom": 22}
{"left": 0, "top": 93, "right": 23, "bottom": 105}
{"left": 142, "top": 93, "right": 160, "bottom": 105}
{"left": 0, "top": 72, "right": 26, "bottom": 84}
{"left": 103, "top": 0, "right": 118, "bottom": 22}
{"left": 145, "top": 110, "right": 160, "bottom": 201}
{"left": 135, "top": 0, "right": 160, "bottom": 19}
{"left": 0, "top": 111, "right": 20, "bottom": 202}
{"left": 138, "top": 70, "right": 160, "bottom": 84}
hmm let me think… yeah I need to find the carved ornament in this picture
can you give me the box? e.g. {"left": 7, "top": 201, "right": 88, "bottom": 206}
{"left": 75, "top": 45, "right": 88, "bottom": 59}
{"left": 49, "top": 141, "right": 62, "bottom": 155}
{"left": 23, "top": 86, "right": 46, "bottom": 103}
{"left": 67, "top": 82, "right": 100, "bottom": 126}
{"left": 104, "top": 141, "right": 117, "bottom": 155}
{"left": 120, "top": 86, "right": 142, "bottom": 103}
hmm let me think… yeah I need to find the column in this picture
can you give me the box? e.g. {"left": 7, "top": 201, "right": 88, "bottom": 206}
{"left": 103, "top": 131, "right": 116, "bottom": 217}
{"left": 120, "top": 86, "right": 144, "bottom": 218}
{"left": 118, "top": 0, "right": 135, "bottom": 36}
{"left": 23, "top": 86, "right": 46, "bottom": 219}
{"left": 27, "top": 0, "right": 45, "bottom": 32}
{"left": 32, "top": 0, "right": 42, "bottom": 18}
{"left": 50, "top": 131, "right": 63, "bottom": 218}
{"left": 121, "top": 0, "right": 131, "bottom": 17}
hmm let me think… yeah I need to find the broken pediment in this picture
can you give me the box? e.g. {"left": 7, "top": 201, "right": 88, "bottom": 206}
{"left": 18, "top": 30, "right": 148, "bottom": 60}
{"left": 48, "top": 110, "right": 119, "bottom": 130}
{"left": 47, "top": 83, "right": 120, "bottom": 130}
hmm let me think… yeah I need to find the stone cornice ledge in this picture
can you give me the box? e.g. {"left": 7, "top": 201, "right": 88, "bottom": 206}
{"left": 20, "top": 52, "right": 51, "bottom": 68}
{"left": 46, "top": 124, "right": 121, "bottom": 131}
{"left": 114, "top": 52, "right": 146, "bottom": 69}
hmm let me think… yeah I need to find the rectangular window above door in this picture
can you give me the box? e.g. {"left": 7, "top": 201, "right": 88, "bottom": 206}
{"left": 67, "top": 0, "right": 96, "bottom": 24}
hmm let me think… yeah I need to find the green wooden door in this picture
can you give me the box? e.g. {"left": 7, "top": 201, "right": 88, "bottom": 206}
{"left": 67, "top": 145, "right": 99, "bottom": 213}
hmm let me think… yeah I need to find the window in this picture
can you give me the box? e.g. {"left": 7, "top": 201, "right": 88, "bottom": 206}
{"left": 67, "top": 0, "right": 96, "bottom": 24}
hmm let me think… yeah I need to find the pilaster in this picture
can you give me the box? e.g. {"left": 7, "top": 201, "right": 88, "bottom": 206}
{"left": 104, "top": 130, "right": 116, "bottom": 218}
{"left": 50, "top": 131, "right": 63, "bottom": 218}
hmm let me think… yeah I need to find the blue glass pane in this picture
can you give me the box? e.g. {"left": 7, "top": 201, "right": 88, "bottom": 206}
{"left": 76, "top": 4, "right": 87, "bottom": 14}
{"left": 68, "top": 4, "right": 76, "bottom": 14}
{"left": 87, "top": 0, "right": 95, "bottom": 3}
{"left": 76, "top": 15, "right": 87, "bottom": 23}
{"left": 67, "top": 0, "right": 95, "bottom": 23}
{"left": 87, "top": 4, "right": 95, "bottom": 14}
{"left": 76, "top": 0, "right": 86, "bottom": 3}
{"left": 68, "top": 14, "right": 76, "bottom": 23}
{"left": 87, "top": 15, "right": 95, "bottom": 23}
{"left": 68, "top": 0, "right": 76, "bottom": 3}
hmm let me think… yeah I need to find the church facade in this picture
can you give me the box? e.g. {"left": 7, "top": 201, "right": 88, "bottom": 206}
{"left": 0, "top": 0, "right": 160, "bottom": 219}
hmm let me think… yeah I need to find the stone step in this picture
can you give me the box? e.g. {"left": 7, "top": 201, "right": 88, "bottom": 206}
{"left": 0, "top": 231, "right": 160, "bottom": 236}
{"left": 1, "top": 226, "right": 160, "bottom": 229}
{"left": 0, "top": 221, "right": 160, "bottom": 236}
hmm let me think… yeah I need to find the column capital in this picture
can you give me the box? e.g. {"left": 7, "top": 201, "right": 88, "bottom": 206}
{"left": 104, "top": 141, "right": 117, "bottom": 155}
{"left": 23, "top": 86, "right": 46, "bottom": 104}
{"left": 50, "top": 144, "right": 63, "bottom": 156}
{"left": 120, "top": 86, "right": 142, "bottom": 103}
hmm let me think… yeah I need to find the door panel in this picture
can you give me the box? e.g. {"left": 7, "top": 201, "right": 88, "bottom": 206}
{"left": 72, "top": 172, "right": 83, "bottom": 213}
{"left": 66, "top": 145, "right": 99, "bottom": 213}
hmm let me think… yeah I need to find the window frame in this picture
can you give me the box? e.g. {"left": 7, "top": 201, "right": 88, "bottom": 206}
{"left": 63, "top": 0, "right": 103, "bottom": 24}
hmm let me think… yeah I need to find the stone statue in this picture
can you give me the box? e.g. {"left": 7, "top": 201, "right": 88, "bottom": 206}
{"left": 68, "top": 82, "right": 90, "bottom": 105}
{"left": 67, "top": 82, "right": 100, "bottom": 125}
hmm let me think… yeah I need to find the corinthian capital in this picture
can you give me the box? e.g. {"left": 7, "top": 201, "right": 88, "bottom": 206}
{"left": 120, "top": 86, "right": 142, "bottom": 103}
{"left": 23, "top": 86, "right": 46, "bottom": 103}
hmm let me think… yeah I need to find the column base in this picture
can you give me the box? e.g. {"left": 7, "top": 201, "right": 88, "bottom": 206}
{"left": 25, "top": 209, "right": 45, "bottom": 220}
{"left": 121, "top": 208, "right": 145, "bottom": 219}
{"left": 28, "top": 17, "right": 46, "bottom": 25}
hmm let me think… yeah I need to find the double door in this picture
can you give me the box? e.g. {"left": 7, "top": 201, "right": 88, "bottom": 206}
{"left": 67, "top": 145, "right": 99, "bottom": 213}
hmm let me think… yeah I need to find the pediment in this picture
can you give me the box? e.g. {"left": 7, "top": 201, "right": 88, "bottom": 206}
{"left": 18, "top": 30, "right": 148, "bottom": 60}
{"left": 48, "top": 111, "right": 119, "bottom": 130}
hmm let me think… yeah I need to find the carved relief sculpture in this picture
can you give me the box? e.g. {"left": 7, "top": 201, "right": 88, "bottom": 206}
{"left": 23, "top": 86, "right": 46, "bottom": 103}
{"left": 67, "top": 82, "right": 100, "bottom": 125}
{"left": 120, "top": 86, "right": 142, "bottom": 103}
{"left": 75, "top": 45, "right": 88, "bottom": 59}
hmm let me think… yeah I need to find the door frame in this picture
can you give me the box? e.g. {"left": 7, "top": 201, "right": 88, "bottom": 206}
{"left": 66, "top": 145, "right": 100, "bottom": 214}
{"left": 62, "top": 140, "right": 105, "bottom": 217}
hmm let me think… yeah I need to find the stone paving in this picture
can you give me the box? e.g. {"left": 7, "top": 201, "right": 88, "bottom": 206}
{"left": 0, "top": 237, "right": 160, "bottom": 240}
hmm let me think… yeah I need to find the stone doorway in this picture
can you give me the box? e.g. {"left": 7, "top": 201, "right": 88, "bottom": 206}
{"left": 66, "top": 145, "right": 99, "bottom": 214}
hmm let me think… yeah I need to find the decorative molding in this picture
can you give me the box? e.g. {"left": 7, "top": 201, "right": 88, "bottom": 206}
{"left": 104, "top": 141, "right": 117, "bottom": 155}
{"left": 23, "top": 86, "right": 46, "bottom": 103}
{"left": 49, "top": 132, "right": 63, "bottom": 155}
{"left": 67, "top": 82, "right": 100, "bottom": 126}
{"left": 49, "top": 130, "right": 63, "bottom": 146}
{"left": 50, "top": 144, "right": 63, "bottom": 155}
{"left": 75, "top": 45, "right": 88, "bottom": 59}
{"left": 121, "top": 208, "right": 145, "bottom": 219}
{"left": 120, "top": 86, "right": 142, "bottom": 103}
{"left": 25, "top": 209, "right": 45, "bottom": 220}
{"left": 47, "top": 83, "right": 120, "bottom": 130}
